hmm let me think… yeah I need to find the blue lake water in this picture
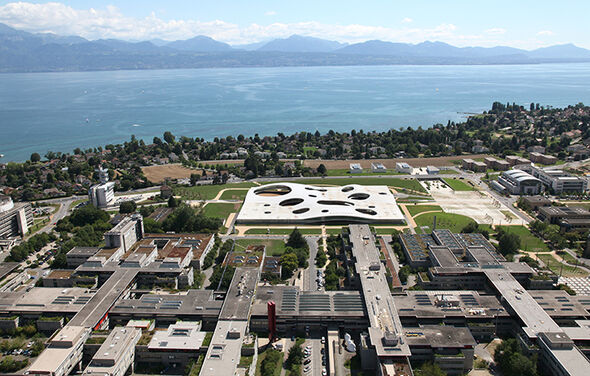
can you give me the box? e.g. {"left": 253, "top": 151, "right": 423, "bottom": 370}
{"left": 2, "top": 63, "right": 590, "bottom": 162}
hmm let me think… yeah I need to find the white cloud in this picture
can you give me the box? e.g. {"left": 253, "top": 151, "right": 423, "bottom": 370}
{"left": 485, "top": 28, "right": 506, "bottom": 35}
{"left": 0, "top": 2, "right": 550, "bottom": 48}
{"left": 265, "top": 11, "right": 277, "bottom": 16}
{"left": 401, "top": 17, "right": 413, "bottom": 24}
{"left": 537, "top": 30, "right": 554, "bottom": 36}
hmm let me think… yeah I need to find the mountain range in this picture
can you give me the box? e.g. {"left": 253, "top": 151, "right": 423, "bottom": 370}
{"left": 1, "top": 23, "right": 590, "bottom": 72}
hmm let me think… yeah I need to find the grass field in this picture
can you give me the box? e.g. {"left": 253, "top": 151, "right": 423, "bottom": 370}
{"left": 537, "top": 254, "right": 589, "bottom": 277}
{"left": 495, "top": 225, "right": 548, "bottom": 252}
{"left": 406, "top": 204, "right": 442, "bottom": 217}
{"left": 272, "top": 177, "right": 427, "bottom": 193}
{"left": 219, "top": 189, "right": 249, "bottom": 201}
{"left": 325, "top": 169, "right": 403, "bottom": 176}
{"left": 443, "top": 178, "right": 476, "bottom": 191}
{"left": 176, "top": 182, "right": 256, "bottom": 200}
{"left": 244, "top": 228, "right": 322, "bottom": 235}
{"left": 235, "top": 238, "right": 287, "bottom": 256}
{"left": 557, "top": 250, "right": 579, "bottom": 265}
{"left": 202, "top": 203, "right": 240, "bottom": 219}
{"left": 414, "top": 212, "right": 476, "bottom": 233}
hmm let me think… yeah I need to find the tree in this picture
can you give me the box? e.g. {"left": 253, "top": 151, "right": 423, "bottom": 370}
{"left": 287, "top": 228, "right": 306, "bottom": 249}
{"left": 315, "top": 249, "right": 327, "bottom": 267}
{"left": 280, "top": 253, "right": 299, "bottom": 279}
{"left": 414, "top": 362, "right": 446, "bottom": 376}
{"left": 497, "top": 230, "right": 521, "bottom": 255}
{"left": 398, "top": 265, "right": 411, "bottom": 284}
{"left": 163, "top": 131, "right": 175, "bottom": 144}
{"left": 190, "top": 173, "right": 201, "bottom": 186}
{"left": 168, "top": 196, "right": 179, "bottom": 208}
{"left": 494, "top": 338, "right": 537, "bottom": 376}
{"left": 317, "top": 164, "right": 327, "bottom": 175}
{"left": 119, "top": 200, "right": 137, "bottom": 214}
{"left": 30, "top": 153, "right": 41, "bottom": 163}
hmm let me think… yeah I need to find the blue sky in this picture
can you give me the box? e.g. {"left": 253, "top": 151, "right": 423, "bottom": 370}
{"left": 0, "top": 0, "right": 587, "bottom": 49}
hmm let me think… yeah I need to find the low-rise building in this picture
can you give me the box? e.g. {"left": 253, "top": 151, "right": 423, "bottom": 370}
{"left": 83, "top": 327, "right": 141, "bottom": 376}
{"left": 28, "top": 326, "right": 90, "bottom": 376}
{"left": 426, "top": 166, "right": 440, "bottom": 175}
{"left": 395, "top": 162, "right": 413, "bottom": 174}
{"left": 349, "top": 163, "right": 363, "bottom": 174}
{"left": 538, "top": 206, "right": 590, "bottom": 231}
{"left": 462, "top": 159, "right": 486, "bottom": 172}
{"left": 521, "top": 195, "right": 552, "bottom": 211}
{"left": 371, "top": 162, "right": 386, "bottom": 173}
{"left": 523, "top": 165, "right": 588, "bottom": 194}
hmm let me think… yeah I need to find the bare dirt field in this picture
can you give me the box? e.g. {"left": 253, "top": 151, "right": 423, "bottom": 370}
{"left": 302, "top": 154, "right": 490, "bottom": 169}
{"left": 142, "top": 164, "right": 199, "bottom": 183}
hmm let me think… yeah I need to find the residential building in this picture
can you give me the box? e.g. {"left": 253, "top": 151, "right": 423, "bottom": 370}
{"left": 88, "top": 167, "right": 115, "bottom": 208}
{"left": 462, "top": 159, "right": 486, "bottom": 172}
{"left": 529, "top": 152, "right": 558, "bottom": 165}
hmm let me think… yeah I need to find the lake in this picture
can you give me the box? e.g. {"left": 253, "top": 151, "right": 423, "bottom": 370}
{"left": 1, "top": 63, "right": 590, "bottom": 161}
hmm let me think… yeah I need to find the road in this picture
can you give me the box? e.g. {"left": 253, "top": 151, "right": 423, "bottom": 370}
{"left": 305, "top": 237, "right": 320, "bottom": 291}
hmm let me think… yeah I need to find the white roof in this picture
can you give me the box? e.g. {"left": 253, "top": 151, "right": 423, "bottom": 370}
{"left": 236, "top": 183, "right": 405, "bottom": 224}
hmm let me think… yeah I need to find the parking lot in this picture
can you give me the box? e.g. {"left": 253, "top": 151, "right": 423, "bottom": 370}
{"left": 302, "top": 337, "right": 327, "bottom": 376}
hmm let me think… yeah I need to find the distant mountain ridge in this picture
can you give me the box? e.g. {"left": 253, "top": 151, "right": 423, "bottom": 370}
{"left": 1, "top": 23, "right": 589, "bottom": 72}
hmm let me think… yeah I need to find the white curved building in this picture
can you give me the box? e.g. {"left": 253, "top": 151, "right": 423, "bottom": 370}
{"left": 236, "top": 183, "right": 405, "bottom": 224}
{"left": 497, "top": 169, "right": 542, "bottom": 195}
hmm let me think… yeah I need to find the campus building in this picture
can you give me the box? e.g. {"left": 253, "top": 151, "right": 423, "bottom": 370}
{"left": 523, "top": 165, "right": 588, "bottom": 194}
{"left": 236, "top": 183, "right": 405, "bottom": 225}
{"left": 496, "top": 169, "right": 542, "bottom": 195}
{"left": 0, "top": 194, "right": 33, "bottom": 239}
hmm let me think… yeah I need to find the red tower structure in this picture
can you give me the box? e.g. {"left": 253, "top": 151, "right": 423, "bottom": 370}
{"left": 267, "top": 300, "right": 277, "bottom": 341}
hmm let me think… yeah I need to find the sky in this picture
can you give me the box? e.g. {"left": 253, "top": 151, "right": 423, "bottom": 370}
{"left": 0, "top": 1, "right": 588, "bottom": 49}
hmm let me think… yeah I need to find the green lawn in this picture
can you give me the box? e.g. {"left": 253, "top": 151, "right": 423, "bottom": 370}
{"left": 557, "top": 251, "right": 579, "bottom": 265}
{"left": 244, "top": 228, "right": 322, "bottom": 235}
{"left": 235, "top": 238, "right": 287, "bottom": 256}
{"left": 271, "top": 177, "right": 427, "bottom": 193}
{"left": 176, "top": 182, "right": 256, "bottom": 200}
{"left": 495, "top": 225, "right": 548, "bottom": 252}
{"left": 537, "top": 254, "right": 588, "bottom": 277}
{"left": 325, "top": 169, "right": 403, "bottom": 176}
{"left": 202, "top": 203, "right": 240, "bottom": 219}
{"left": 443, "top": 178, "right": 476, "bottom": 191}
{"left": 219, "top": 189, "right": 249, "bottom": 201}
{"left": 414, "top": 212, "right": 477, "bottom": 233}
{"left": 406, "top": 205, "right": 442, "bottom": 217}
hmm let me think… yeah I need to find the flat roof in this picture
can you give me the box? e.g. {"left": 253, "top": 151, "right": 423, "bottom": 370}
{"left": 200, "top": 320, "right": 248, "bottom": 376}
{"left": 67, "top": 247, "right": 100, "bottom": 257}
{"left": 148, "top": 322, "right": 205, "bottom": 351}
{"left": 349, "top": 225, "right": 411, "bottom": 357}
{"left": 219, "top": 267, "right": 259, "bottom": 321}
{"left": 0, "top": 287, "right": 94, "bottom": 314}
{"left": 88, "top": 326, "right": 140, "bottom": 365}
{"left": 68, "top": 269, "right": 138, "bottom": 328}
{"left": 403, "top": 325, "right": 476, "bottom": 348}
